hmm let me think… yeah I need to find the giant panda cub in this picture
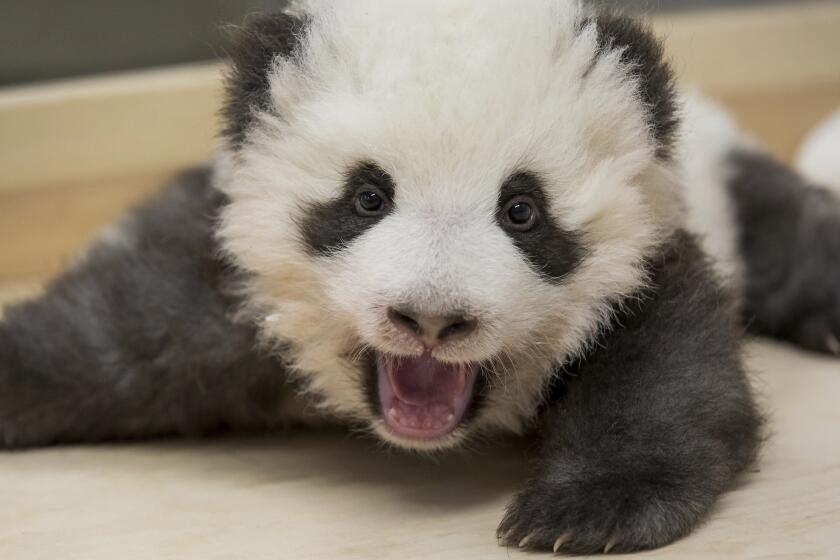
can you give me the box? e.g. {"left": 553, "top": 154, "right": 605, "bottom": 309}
{"left": 2, "top": 0, "right": 839, "bottom": 554}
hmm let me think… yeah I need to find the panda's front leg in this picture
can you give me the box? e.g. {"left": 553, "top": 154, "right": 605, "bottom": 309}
{"left": 498, "top": 231, "right": 763, "bottom": 554}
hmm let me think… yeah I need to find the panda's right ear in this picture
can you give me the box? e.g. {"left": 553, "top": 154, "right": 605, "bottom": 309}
{"left": 222, "top": 11, "right": 309, "bottom": 148}
{"left": 582, "top": 11, "right": 678, "bottom": 160}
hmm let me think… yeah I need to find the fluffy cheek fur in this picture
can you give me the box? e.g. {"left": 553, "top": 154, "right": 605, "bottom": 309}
{"left": 218, "top": 138, "right": 671, "bottom": 444}
{"left": 219, "top": 139, "right": 668, "bottom": 442}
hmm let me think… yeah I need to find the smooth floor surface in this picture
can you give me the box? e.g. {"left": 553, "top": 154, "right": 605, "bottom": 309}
{"left": 1, "top": 339, "right": 838, "bottom": 559}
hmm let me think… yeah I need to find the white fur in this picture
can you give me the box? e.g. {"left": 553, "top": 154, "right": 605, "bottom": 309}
{"left": 678, "top": 92, "right": 761, "bottom": 286}
{"left": 796, "top": 108, "right": 840, "bottom": 195}
{"left": 217, "top": 0, "right": 681, "bottom": 449}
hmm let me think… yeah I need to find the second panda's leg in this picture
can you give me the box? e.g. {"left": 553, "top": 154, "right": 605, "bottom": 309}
{"left": 0, "top": 169, "right": 293, "bottom": 448}
{"left": 681, "top": 94, "right": 840, "bottom": 355}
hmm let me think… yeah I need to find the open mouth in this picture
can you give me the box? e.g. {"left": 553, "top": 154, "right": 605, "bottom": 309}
{"left": 377, "top": 353, "right": 479, "bottom": 441}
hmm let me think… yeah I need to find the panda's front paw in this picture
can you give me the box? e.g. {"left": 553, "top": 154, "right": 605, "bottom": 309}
{"left": 497, "top": 471, "right": 704, "bottom": 555}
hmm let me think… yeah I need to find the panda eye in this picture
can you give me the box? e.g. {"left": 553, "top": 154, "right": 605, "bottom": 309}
{"left": 503, "top": 196, "right": 538, "bottom": 231}
{"left": 355, "top": 187, "right": 388, "bottom": 216}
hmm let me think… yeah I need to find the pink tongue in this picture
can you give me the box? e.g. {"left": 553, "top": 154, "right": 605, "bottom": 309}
{"left": 388, "top": 354, "right": 466, "bottom": 405}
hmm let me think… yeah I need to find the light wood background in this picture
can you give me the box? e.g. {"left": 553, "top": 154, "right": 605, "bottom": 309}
{"left": 1, "top": 3, "right": 839, "bottom": 559}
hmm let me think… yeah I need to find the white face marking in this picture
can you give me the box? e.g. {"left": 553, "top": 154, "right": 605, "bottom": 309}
{"left": 217, "top": 0, "right": 680, "bottom": 450}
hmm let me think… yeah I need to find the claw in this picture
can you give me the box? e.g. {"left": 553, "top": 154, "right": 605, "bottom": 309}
{"left": 827, "top": 333, "right": 840, "bottom": 355}
{"left": 553, "top": 531, "right": 572, "bottom": 554}
{"left": 518, "top": 532, "right": 536, "bottom": 548}
{"left": 604, "top": 534, "right": 618, "bottom": 554}
{"left": 500, "top": 526, "right": 518, "bottom": 545}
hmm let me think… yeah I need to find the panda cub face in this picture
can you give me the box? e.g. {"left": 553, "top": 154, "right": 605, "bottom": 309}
{"left": 219, "top": 0, "right": 680, "bottom": 450}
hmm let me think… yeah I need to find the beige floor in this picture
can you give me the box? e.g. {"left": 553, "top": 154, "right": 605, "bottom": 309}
{"left": 0, "top": 339, "right": 836, "bottom": 559}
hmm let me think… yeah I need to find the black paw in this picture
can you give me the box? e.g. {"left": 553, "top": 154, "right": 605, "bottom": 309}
{"left": 752, "top": 215, "right": 840, "bottom": 356}
{"left": 497, "top": 471, "right": 707, "bottom": 555}
{"left": 736, "top": 165, "right": 840, "bottom": 356}
{"left": 774, "top": 195, "right": 840, "bottom": 356}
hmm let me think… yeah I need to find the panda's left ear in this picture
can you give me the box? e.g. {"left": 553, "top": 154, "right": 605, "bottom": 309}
{"left": 222, "top": 11, "right": 309, "bottom": 148}
{"left": 587, "top": 13, "right": 679, "bottom": 160}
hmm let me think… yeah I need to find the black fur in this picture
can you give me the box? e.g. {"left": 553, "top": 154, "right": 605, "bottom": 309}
{"left": 589, "top": 13, "right": 679, "bottom": 159}
{"left": 728, "top": 150, "right": 840, "bottom": 354}
{"left": 300, "top": 162, "right": 397, "bottom": 256}
{"left": 499, "top": 231, "right": 762, "bottom": 554}
{"left": 0, "top": 169, "right": 294, "bottom": 447}
{"left": 496, "top": 172, "right": 586, "bottom": 283}
{"left": 223, "top": 10, "right": 308, "bottom": 148}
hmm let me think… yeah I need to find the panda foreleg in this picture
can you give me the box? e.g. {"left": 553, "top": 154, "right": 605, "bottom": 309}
{"left": 498, "top": 231, "right": 763, "bottom": 554}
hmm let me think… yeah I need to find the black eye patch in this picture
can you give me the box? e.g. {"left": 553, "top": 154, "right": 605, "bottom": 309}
{"left": 496, "top": 172, "right": 587, "bottom": 283}
{"left": 300, "top": 162, "right": 396, "bottom": 256}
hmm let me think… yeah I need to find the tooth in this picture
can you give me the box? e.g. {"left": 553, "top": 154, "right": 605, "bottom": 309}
{"left": 445, "top": 413, "right": 455, "bottom": 423}
{"left": 388, "top": 407, "right": 398, "bottom": 419}
{"left": 604, "top": 535, "right": 618, "bottom": 554}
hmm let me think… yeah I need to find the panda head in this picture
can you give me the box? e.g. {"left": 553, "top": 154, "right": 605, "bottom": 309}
{"left": 217, "top": 0, "right": 681, "bottom": 451}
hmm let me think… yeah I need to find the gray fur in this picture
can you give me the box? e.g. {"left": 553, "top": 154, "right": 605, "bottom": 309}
{"left": 499, "top": 231, "right": 762, "bottom": 553}
{"left": 728, "top": 150, "right": 840, "bottom": 354}
{"left": 0, "top": 169, "right": 295, "bottom": 447}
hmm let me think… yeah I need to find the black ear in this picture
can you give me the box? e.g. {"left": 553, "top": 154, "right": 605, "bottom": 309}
{"left": 590, "top": 13, "right": 678, "bottom": 160}
{"left": 223, "top": 11, "right": 308, "bottom": 148}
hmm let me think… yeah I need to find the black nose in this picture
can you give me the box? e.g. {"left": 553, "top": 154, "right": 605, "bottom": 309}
{"left": 387, "top": 307, "right": 477, "bottom": 345}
